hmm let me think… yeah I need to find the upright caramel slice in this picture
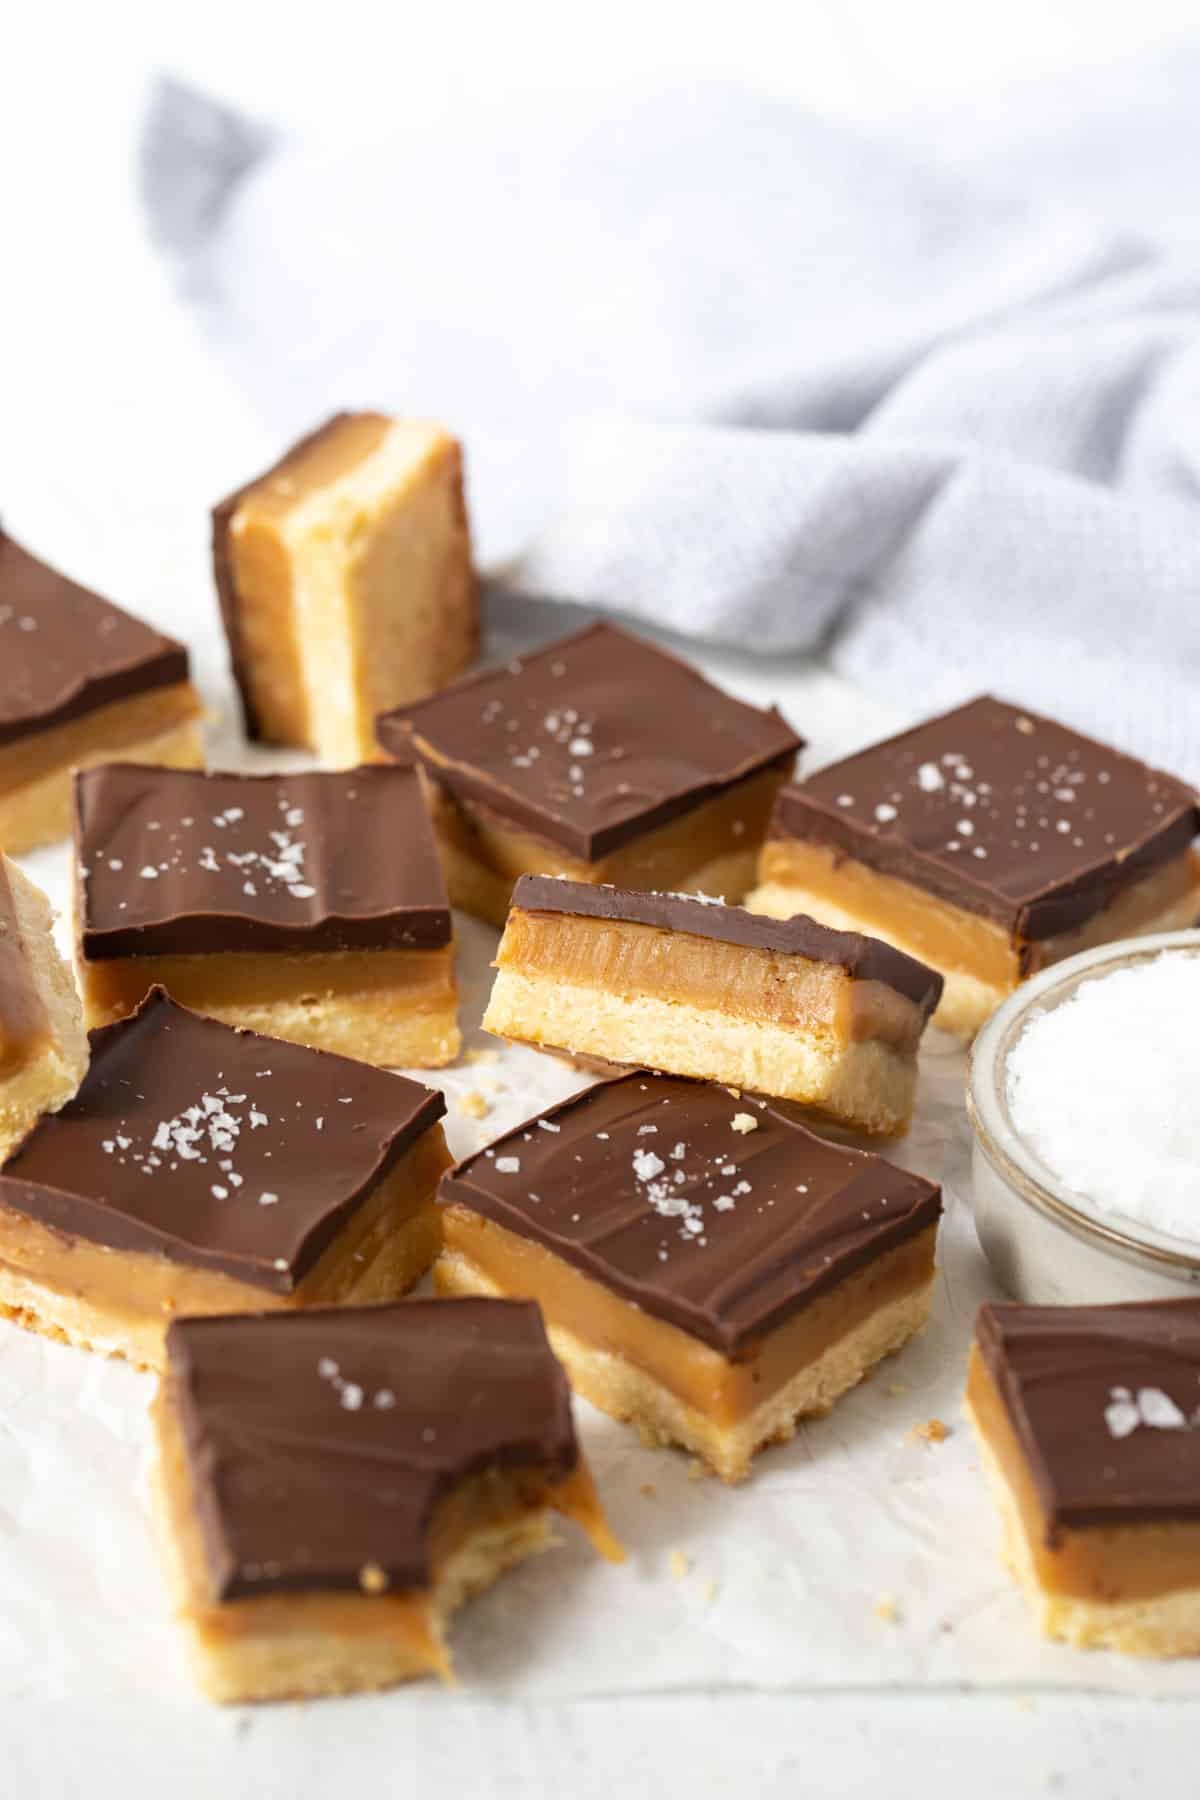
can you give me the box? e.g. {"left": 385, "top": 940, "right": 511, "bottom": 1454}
{"left": 0, "top": 854, "right": 87, "bottom": 1159}
{"left": 213, "top": 412, "right": 477, "bottom": 766}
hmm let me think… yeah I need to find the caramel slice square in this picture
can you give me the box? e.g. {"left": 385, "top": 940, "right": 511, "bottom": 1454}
{"left": 377, "top": 621, "right": 802, "bottom": 927}
{"left": 748, "top": 696, "right": 1200, "bottom": 1039}
{"left": 0, "top": 531, "right": 203, "bottom": 853}
{"left": 213, "top": 411, "right": 477, "bottom": 767}
{"left": 0, "top": 989, "right": 452, "bottom": 1368}
{"left": 436, "top": 1072, "right": 941, "bottom": 1480}
{"left": 0, "top": 854, "right": 88, "bottom": 1159}
{"left": 966, "top": 1299, "right": 1200, "bottom": 1657}
{"left": 74, "top": 763, "right": 459, "bottom": 1067}
{"left": 152, "top": 1299, "right": 621, "bottom": 1701}
{"left": 484, "top": 876, "right": 943, "bottom": 1136}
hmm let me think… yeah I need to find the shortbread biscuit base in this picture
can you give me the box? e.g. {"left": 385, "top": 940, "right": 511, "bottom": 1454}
{"left": 150, "top": 1388, "right": 617, "bottom": 1703}
{"left": 0, "top": 1130, "right": 449, "bottom": 1370}
{"left": 965, "top": 1348, "right": 1200, "bottom": 1657}
{"left": 423, "top": 766, "right": 783, "bottom": 930}
{"left": 485, "top": 967, "right": 916, "bottom": 1137}
{"left": 748, "top": 844, "right": 1200, "bottom": 1040}
{"left": 78, "top": 944, "right": 461, "bottom": 1068}
{"left": 0, "top": 859, "right": 88, "bottom": 1159}
{"left": 222, "top": 415, "right": 477, "bottom": 766}
{"left": 435, "top": 1228, "right": 936, "bottom": 1481}
{"left": 0, "top": 688, "right": 204, "bottom": 855}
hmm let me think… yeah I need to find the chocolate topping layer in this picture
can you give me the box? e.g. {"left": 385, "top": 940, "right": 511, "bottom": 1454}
{"left": 441, "top": 1073, "right": 940, "bottom": 1356}
{"left": 977, "top": 1300, "right": 1200, "bottom": 1539}
{"left": 512, "top": 875, "right": 943, "bottom": 1013}
{"left": 0, "top": 989, "right": 445, "bottom": 1292}
{"left": 772, "top": 696, "right": 1200, "bottom": 942}
{"left": 76, "top": 763, "right": 451, "bottom": 959}
{"left": 212, "top": 412, "right": 368, "bottom": 741}
{"left": 378, "top": 622, "right": 803, "bottom": 860}
{"left": 0, "top": 857, "right": 46, "bottom": 1073}
{"left": 0, "top": 532, "right": 190, "bottom": 748}
{"left": 166, "top": 1298, "right": 578, "bottom": 1601}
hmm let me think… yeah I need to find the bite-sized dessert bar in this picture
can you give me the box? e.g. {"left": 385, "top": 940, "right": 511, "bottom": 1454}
{"left": 0, "top": 531, "right": 203, "bottom": 853}
{"left": 152, "top": 1299, "right": 622, "bottom": 1702}
{"left": 437, "top": 1073, "right": 941, "bottom": 1480}
{"left": 484, "top": 877, "right": 943, "bottom": 1136}
{"left": 213, "top": 411, "right": 477, "bottom": 767}
{"left": 74, "top": 763, "right": 459, "bottom": 1066}
{"left": 0, "top": 989, "right": 450, "bottom": 1368}
{"left": 377, "top": 622, "right": 802, "bottom": 928}
{"left": 0, "top": 854, "right": 88, "bottom": 1160}
{"left": 748, "top": 696, "right": 1200, "bottom": 1039}
{"left": 966, "top": 1299, "right": 1200, "bottom": 1658}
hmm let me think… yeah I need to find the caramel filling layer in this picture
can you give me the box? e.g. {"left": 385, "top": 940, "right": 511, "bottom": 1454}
{"left": 426, "top": 763, "right": 787, "bottom": 898}
{"left": 0, "top": 684, "right": 202, "bottom": 798}
{"left": 78, "top": 944, "right": 457, "bottom": 1025}
{"left": 0, "top": 1128, "right": 450, "bottom": 1338}
{"left": 440, "top": 1205, "right": 936, "bottom": 1428}
{"left": 496, "top": 907, "right": 924, "bottom": 1051}
{"left": 154, "top": 1380, "right": 618, "bottom": 1678}
{"left": 759, "top": 839, "right": 1200, "bottom": 988}
{"left": 967, "top": 1346, "right": 1200, "bottom": 1603}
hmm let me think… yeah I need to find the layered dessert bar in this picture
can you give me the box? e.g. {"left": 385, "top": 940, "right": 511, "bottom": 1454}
{"left": 436, "top": 1073, "right": 941, "bottom": 1479}
{"left": 213, "top": 412, "right": 477, "bottom": 766}
{"left": 0, "top": 854, "right": 88, "bottom": 1159}
{"left": 151, "top": 1299, "right": 622, "bottom": 1701}
{"left": 966, "top": 1300, "right": 1200, "bottom": 1657}
{"left": 0, "top": 989, "right": 450, "bottom": 1367}
{"left": 74, "top": 763, "right": 459, "bottom": 1066}
{"left": 748, "top": 696, "right": 1200, "bottom": 1039}
{"left": 484, "top": 877, "right": 943, "bottom": 1136}
{"left": 377, "top": 622, "right": 802, "bottom": 927}
{"left": 0, "top": 531, "right": 203, "bottom": 853}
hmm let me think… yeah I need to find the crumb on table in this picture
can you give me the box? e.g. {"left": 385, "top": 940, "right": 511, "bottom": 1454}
{"left": 455, "top": 1090, "right": 491, "bottom": 1119}
{"left": 910, "top": 1417, "right": 951, "bottom": 1445}
{"left": 669, "top": 1549, "right": 690, "bottom": 1581}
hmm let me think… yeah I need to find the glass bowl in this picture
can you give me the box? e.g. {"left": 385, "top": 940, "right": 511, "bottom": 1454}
{"left": 966, "top": 929, "right": 1200, "bottom": 1305}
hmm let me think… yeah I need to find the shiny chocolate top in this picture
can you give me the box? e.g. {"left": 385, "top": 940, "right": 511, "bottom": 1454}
{"left": 441, "top": 1073, "right": 940, "bottom": 1356}
{"left": 772, "top": 696, "right": 1199, "bottom": 942}
{"left": 211, "top": 412, "right": 362, "bottom": 741}
{"left": 166, "top": 1298, "right": 578, "bottom": 1600}
{"left": 0, "top": 989, "right": 444, "bottom": 1292}
{"left": 378, "top": 622, "right": 803, "bottom": 860}
{"left": 0, "top": 531, "right": 190, "bottom": 748}
{"left": 511, "top": 875, "right": 943, "bottom": 1013}
{"left": 76, "top": 763, "right": 451, "bottom": 959}
{"left": 976, "top": 1300, "right": 1200, "bottom": 1539}
{"left": 0, "top": 857, "right": 48, "bottom": 1076}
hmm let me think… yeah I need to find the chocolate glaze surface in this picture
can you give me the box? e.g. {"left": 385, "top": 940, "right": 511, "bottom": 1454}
{"left": 0, "top": 857, "right": 47, "bottom": 1073}
{"left": 0, "top": 989, "right": 444, "bottom": 1292}
{"left": 512, "top": 874, "right": 943, "bottom": 1013}
{"left": 772, "top": 696, "right": 1199, "bottom": 942}
{"left": 378, "top": 622, "right": 802, "bottom": 860}
{"left": 76, "top": 763, "right": 451, "bottom": 959}
{"left": 167, "top": 1298, "right": 578, "bottom": 1600}
{"left": 0, "top": 532, "right": 190, "bottom": 748}
{"left": 441, "top": 1073, "right": 940, "bottom": 1356}
{"left": 977, "top": 1300, "right": 1200, "bottom": 1538}
{"left": 211, "top": 412, "right": 366, "bottom": 741}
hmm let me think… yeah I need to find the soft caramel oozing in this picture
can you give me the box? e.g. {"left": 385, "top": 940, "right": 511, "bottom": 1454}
{"left": 0, "top": 1129, "right": 451, "bottom": 1362}
{"left": 440, "top": 1206, "right": 936, "bottom": 1428}
{"left": 153, "top": 1377, "right": 619, "bottom": 1680}
{"left": 497, "top": 907, "right": 924, "bottom": 1051}
{"left": 966, "top": 1346, "right": 1200, "bottom": 1603}
{"left": 78, "top": 944, "right": 457, "bottom": 1027}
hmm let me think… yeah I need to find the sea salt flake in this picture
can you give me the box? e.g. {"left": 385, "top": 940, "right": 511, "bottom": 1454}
{"left": 731, "top": 1113, "right": 758, "bottom": 1134}
{"left": 633, "top": 1149, "right": 666, "bottom": 1181}
{"left": 494, "top": 1156, "right": 521, "bottom": 1174}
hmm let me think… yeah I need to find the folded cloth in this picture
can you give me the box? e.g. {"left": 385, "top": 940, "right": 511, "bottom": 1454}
{"left": 144, "top": 65, "right": 1200, "bottom": 780}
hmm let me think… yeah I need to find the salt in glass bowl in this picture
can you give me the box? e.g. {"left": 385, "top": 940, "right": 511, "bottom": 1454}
{"left": 966, "top": 929, "right": 1200, "bottom": 1305}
